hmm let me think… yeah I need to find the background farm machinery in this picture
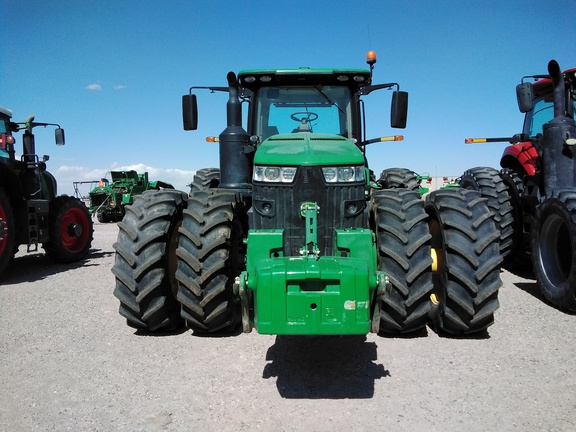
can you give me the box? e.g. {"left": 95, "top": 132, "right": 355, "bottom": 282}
{"left": 75, "top": 170, "right": 173, "bottom": 223}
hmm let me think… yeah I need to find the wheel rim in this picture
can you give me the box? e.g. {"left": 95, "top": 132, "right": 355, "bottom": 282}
{"left": 428, "top": 218, "right": 446, "bottom": 295}
{"left": 61, "top": 207, "right": 90, "bottom": 253}
{"left": 539, "top": 213, "right": 573, "bottom": 286}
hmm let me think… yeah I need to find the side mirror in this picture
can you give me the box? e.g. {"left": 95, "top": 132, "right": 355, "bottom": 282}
{"left": 391, "top": 91, "right": 408, "bottom": 129}
{"left": 55, "top": 128, "right": 65, "bottom": 145}
{"left": 182, "top": 94, "right": 198, "bottom": 131}
{"left": 516, "top": 82, "right": 534, "bottom": 113}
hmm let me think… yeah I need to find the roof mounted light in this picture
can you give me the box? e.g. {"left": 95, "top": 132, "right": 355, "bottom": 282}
{"left": 243, "top": 76, "right": 256, "bottom": 83}
{"left": 337, "top": 75, "right": 349, "bottom": 82}
{"left": 366, "top": 50, "right": 377, "bottom": 66}
{"left": 366, "top": 50, "right": 377, "bottom": 82}
{"left": 260, "top": 76, "right": 272, "bottom": 82}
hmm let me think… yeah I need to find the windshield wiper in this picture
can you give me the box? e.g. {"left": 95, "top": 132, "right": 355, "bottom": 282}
{"left": 313, "top": 86, "right": 345, "bottom": 115}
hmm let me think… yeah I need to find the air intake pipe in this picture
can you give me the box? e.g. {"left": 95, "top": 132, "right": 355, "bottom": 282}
{"left": 542, "top": 60, "right": 576, "bottom": 195}
{"left": 219, "top": 71, "right": 252, "bottom": 191}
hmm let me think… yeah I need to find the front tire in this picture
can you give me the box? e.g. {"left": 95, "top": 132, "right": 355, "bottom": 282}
{"left": 0, "top": 188, "right": 16, "bottom": 276}
{"left": 112, "top": 189, "right": 188, "bottom": 331}
{"left": 176, "top": 189, "right": 244, "bottom": 334}
{"left": 371, "top": 189, "right": 434, "bottom": 334}
{"left": 531, "top": 190, "right": 576, "bottom": 311}
{"left": 460, "top": 167, "right": 514, "bottom": 258}
{"left": 43, "top": 196, "right": 93, "bottom": 263}
{"left": 426, "top": 189, "right": 502, "bottom": 335}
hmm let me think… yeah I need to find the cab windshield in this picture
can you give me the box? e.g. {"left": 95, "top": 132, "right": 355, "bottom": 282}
{"left": 524, "top": 92, "right": 576, "bottom": 136}
{"left": 0, "top": 116, "right": 9, "bottom": 134}
{"left": 253, "top": 86, "right": 353, "bottom": 141}
{"left": 0, "top": 115, "right": 10, "bottom": 157}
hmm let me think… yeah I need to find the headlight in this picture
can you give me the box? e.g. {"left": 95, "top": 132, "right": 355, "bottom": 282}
{"left": 322, "top": 166, "right": 365, "bottom": 183}
{"left": 253, "top": 166, "right": 296, "bottom": 183}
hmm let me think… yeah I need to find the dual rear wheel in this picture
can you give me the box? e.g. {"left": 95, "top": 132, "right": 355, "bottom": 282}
{"left": 373, "top": 188, "right": 502, "bottom": 335}
{"left": 112, "top": 186, "right": 503, "bottom": 336}
{"left": 461, "top": 166, "right": 576, "bottom": 312}
{"left": 112, "top": 188, "right": 243, "bottom": 333}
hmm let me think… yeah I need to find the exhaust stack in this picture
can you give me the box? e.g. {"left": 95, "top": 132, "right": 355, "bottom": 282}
{"left": 550, "top": 60, "right": 567, "bottom": 120}
{"left": 542, "top": 60, "right": 576, "bottom": 194}
{"left": 219, "top": 72, "right": 251, "bottom": 191}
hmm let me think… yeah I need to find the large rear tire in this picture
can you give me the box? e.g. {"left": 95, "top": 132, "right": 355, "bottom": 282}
{"left": 371, "top": 189, "right": 434, "bottom": 334}
{"left": 531, "top": 190, "right": 576, "bottom": 311}
{"left": 460, "top": 167, "right": 514, "bottom": 259}
{"left": 378, "top": 168, "right": 420, "bottom": 193}
{"left": 176, "top": 189, "right": 244, "bottom": 334}
{"left": 188, "top": 168, "right": 220, "bottom": 193}
{"left": 426, "top": 189, "right": 502, "bottom": 335}
{"left": 0, "top": 188, "right": 16, "bottom": 276}
{"left": 112, "top": 189, "right": 188, "bottom": 331}
{"left": 43, "top": 196, "right": 93, "bottom": 263}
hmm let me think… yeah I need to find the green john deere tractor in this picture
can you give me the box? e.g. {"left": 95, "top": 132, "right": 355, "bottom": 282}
{"left": 88, "top": 170, "right": 173, "bottom": 223}
{"left": 112, "top": 52, "right": 502, "bottom": 336}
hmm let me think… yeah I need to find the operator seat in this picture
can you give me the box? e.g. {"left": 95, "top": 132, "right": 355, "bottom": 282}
{"left": 292, "top": 120, "right": 311, "bottom": 133}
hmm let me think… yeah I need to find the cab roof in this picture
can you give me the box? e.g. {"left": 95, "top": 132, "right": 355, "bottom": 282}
{"left": 533, "top": 67, "right": 576, "bottom": 91}
{"left": 237, "top": 68, "right": 372, "bottom": 89}
{"left": 0, "top": 105, "right": 12, "bottom": 118}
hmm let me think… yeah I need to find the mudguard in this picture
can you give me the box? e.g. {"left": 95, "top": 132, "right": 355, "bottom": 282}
{"left": 500, "top": 141, "right": 539, "bottom": 177}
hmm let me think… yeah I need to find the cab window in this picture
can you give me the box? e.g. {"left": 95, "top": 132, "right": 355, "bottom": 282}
{"left": 524, "top": 96, "right": 576, "bottom": 136}
{"left": 254, "top": 86, "right": 353, "bottom": 141}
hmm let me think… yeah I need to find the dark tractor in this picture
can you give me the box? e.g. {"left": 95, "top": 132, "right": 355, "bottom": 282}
{"left": 460, "top": 60, "right": 576, "bottom": 310}
{"left": 112, "top": 52, "right": 501, "bottom": 337}
{"left": 0, "top": 107, "right": 93, "bottom": 276}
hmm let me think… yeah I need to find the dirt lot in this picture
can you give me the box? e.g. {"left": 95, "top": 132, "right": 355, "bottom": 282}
{"left": 1, "top": 221, "right": 575, "bottom": 432}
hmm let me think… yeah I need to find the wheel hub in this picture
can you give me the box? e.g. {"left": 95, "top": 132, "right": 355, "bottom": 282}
{"left": 67, "top": 223, "right": 83, "bottom": 238}
{"left": 0, "top": 219, "right": 6, "bottom": 241}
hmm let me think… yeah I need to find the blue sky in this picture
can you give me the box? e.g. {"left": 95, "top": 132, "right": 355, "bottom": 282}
{"left": 2, "top": 0, "right": 575, "bottom": 196}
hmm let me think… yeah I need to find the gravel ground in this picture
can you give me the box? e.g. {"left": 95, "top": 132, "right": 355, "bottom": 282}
{"left": 1, "top": 221, "right": 575, "bottom": 432}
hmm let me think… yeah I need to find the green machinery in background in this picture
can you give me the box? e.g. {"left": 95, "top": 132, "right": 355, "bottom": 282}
{"left": 79, "top": 170, "right": 173, "bottom": 223}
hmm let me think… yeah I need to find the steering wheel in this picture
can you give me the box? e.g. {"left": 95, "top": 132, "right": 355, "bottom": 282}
{"left": 290, "top": 111, "right": 319, "bottom": 123}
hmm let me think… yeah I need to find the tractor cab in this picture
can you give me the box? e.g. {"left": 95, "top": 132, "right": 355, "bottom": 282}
{"left": 517, "top": 67, "right": 576, "bottom": 139}
{"left": 238, "top": 69, "right": 371, "bottom": 143}
{"left": 182, "top": 54, "right": 408, "bottom": 192}
{"left": 226, "top": 66, "right": 407, "bottom": 146}
{"left": 0, "top": 106, "right": 14, "bottom": 160}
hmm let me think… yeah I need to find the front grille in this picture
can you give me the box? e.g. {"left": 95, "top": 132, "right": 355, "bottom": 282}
{"left": 250, "top": 166, "right": 367, "bottom": 255}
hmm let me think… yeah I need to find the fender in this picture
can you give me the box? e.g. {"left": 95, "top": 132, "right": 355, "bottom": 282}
{"left": 0, "top": 163, "right": 25, "bottom": 198}
{"left": 500, "top": 141, "right": 539, "bottom": 177}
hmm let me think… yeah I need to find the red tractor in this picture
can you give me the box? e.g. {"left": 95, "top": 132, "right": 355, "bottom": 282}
{"left": 0, "top": 106, "right": 93, "bottom": 276}
{"left": 460, "top": 60, "right": 576, "bottom": 310}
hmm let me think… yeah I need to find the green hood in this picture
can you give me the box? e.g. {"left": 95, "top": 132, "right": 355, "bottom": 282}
{"left": 254, "top": 133, "right": 365, "bottom": 166}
